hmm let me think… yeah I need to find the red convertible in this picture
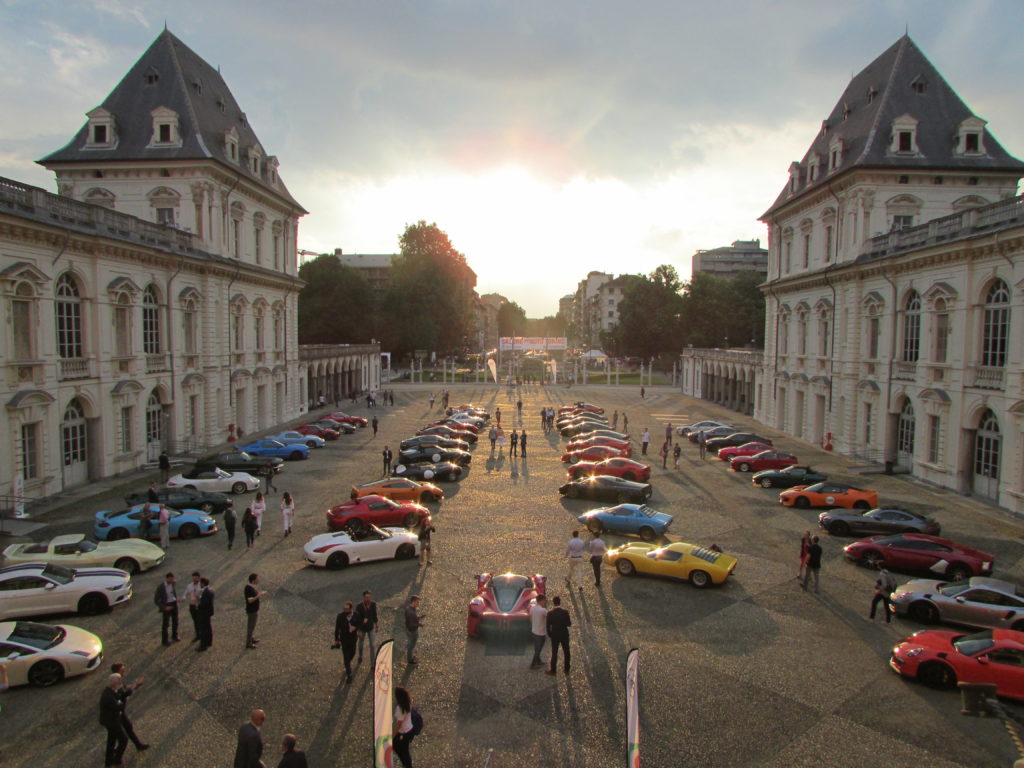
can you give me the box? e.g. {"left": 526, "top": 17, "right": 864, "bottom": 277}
{"left": 730, "top": 450, "right": 798, "bottom": 473}
{"left": 717, "top": 442, "right": 772, "bottom": 462}
{"left": 296, "top": 424, "right": 340, "bottom": 440}
{"left": 325, "top": 412, "right": 368, "bottom": 428}
{"left": 568, "top": 457, "right": 651, "bottom": 482}
{"left": 562, "top": 444, "right": 631, "bottom": 463}
{"left": 565, "top": 436, "right": 631, "bottom": 453}
{"left": 326, "top": 494, "right": 429, "bottom": 532}
{"left": 467, "top": 572, "right": 546, "bottom": 638}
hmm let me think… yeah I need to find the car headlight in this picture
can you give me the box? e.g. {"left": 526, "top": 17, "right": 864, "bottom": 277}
{"left": 902, "top": 648, "right": 924, "bottom": 659}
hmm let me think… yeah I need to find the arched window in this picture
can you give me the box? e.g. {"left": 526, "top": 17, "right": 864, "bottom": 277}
{"left": 896, "top": 399, "right": 915, "bottom": 457}
{"left": 974, "top": 409, "right": 1001, "bottom": 499}
{"left": 796, "top": 309, "right": 808, "bottom": 355}
{"left": 902, "top": 291, "right": 921, "bottom": 362}
{"left": 114, "top": 293, "right": 132, "bottom": 357}
{"left": 145, "top": 391, "right": 164, "bottom": 448}
{"left": 62, "top": 399, "right": 87, "bottom": 468}
{"left": 55, "top": 273, "right": 83, "bottom": 359}
{"left": 981, "top": 280, "right": 1010, "bottom": 367}
{"left": 143, "top": 285, "right": 160, "bottom": 355}
{"left": 11, "top": 282, "right": 37, "bottom": 360}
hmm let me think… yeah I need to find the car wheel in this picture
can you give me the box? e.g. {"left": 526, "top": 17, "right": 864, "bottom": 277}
{"left": 403, "top": 512, "right": 421, "bottom": 528}
{"left": 587, "top": 519, "right": 604, "bottom": 535}
{"left": 395, "top": 544, "right": 416, "bottom": 560}
{"left": 638, "top": 526, "right": 656, "bottom": 542}
{"left": 853, "top": 500, "right": 871, "bottom": 510}
{"left": 567, "top": 486, "right": 580, "bottom": 499}
{"left": 179, "top": 523, "right": 200, "bottom": 539}
{"left": 78, "top": 593, "right": 108, "bottom": 616}
{"left": 739, "top": 462, "right": 751, "bottom": 473}
{"left": 107, "top": 528, "right": 129, "bottom": 541}
{"left": 326, "top": 551, "right": 349, "bottom": 569}
{"left": 306, "top": 440, "right": 318, "bottom": 448}
{"left": 759, "top": 478, "right": 774, "bottom": 489}
{"left": 200, "top": 502, "right": 216, "bottom": 514}
{"left": 918, "top": 661, "right": 957, "bottom": 690}
{"left": 689, "top": 570, "right": 711, "bottom": 588}
{"left": 861, "top": 550, "right": 884, "bottom": 570}
{"left": 113, "top": 557, "right": 140, "bottom": 575}
{"left": 28, "top": 659, "right": 64, "bottom": 688}
{"left": 909, "top": 601, "right": 939, "bottom": 624}
{"left": 827, "top": 521, "right": 850, "bottom": 536}
{"left": 794, "top": 497, "right": 810, "bottom": 509}
{"left": 290, "top": 451, "right": 304, "bottom": 461}
{"left": 232, "top": 482, "right": 248, "bottom": 494}
{"left": 616, "top": 559, "right": 636, "bottom": 576}
{"left": 946, "top": 563, "right": 973, "bottom": 581}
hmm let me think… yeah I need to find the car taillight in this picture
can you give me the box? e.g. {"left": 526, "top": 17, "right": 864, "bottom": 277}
{"left": 97, "top": 522, "right": 110, "bottom": 527}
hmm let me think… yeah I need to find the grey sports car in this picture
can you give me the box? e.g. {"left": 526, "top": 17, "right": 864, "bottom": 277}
{"left": 891, "top": 576, "right": 1024, "bottom": 631}
{"left": 818, "top": 507, "right": 940, "bottom": 537}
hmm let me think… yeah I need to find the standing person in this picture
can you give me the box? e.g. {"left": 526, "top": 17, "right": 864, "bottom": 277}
{"left": 382, "top": 445, "right": 393, "bottom": 477}
{"left": 185, "top": 571, "right": 203, "bottom": 643}
{"left": 545, "top": 596, "right": 572, "bottom": 676}
{"left": 263, "top": 465, "right": 278, "bottom": 495}
{"left": 672, "top": 443, "right": 681, "bottom": 469}
{"left": 640, "top": 385, "right": 645, "bottom": 399}
{"left": 802, "top": 535, "right": 823, "bottom": 594}
{"left": 516, "top": 399, "right": 523, "bottom": 419}
{"left": 251, "top": 492, "right": 267, "bottom": 537}
{"left": 622, "top": 413, "right": 628, "bottom": 433}
{"left": 641, "top": 429, "right": 651, "bottom": 456}
{"left": 242, "top": 507, "right": 258, "bottom": 549}
{"left": 698, "top": 430, "right": 708, "bottom": 459}
{"left": 277, "top": 734, "right": 308, "bottom": 768}
{"left": 244, "top": 573, "right": 266, "bottom": 650}
{"left": 110, "top": 662, "right": 149, "bottom": 753}
{"left": 99, "top": 673, "right": 128, "bottom": 768}
{"left": 497, "top": 429, "right": 505, "bottom": 453}
{"left": 587, "top": 532, "right": 608, "bottom": 587}
{"left": 520, "top": 430, "right": 528, "bottom": 457}
{"left": 664, "top": 422, "right": 673, "bottom": 445}
{"left": 153, "top": 572, "right": 181, "bottom": 646}
{"left": 529, "top": 594, "right": 548, "bottom": 669}
{"left": 796, "top": 531, "right": 812, "bottom": 581}
{"left": 224, "top": 505, "right": 237, "bottom": 550}
{"left": 332, "top": 601, "right": 359, "bottom": 683}
{"left": 565, "top": 530, "right": 585, "bottom": 591}
{"left": 488, "top": 425, "right": 498, "bottom": 451}
{"left": 371, "top": 415, "right": 379, "bottom": 436}
{"left": 428, "top": 392, "right": 435, "bottom": 409}
{"left": 147, "top": 482, "right": 160, "bottom": 503}
{"left": 869, "top": 568, "right": 898, "bottom": 623}
{"left": 405, "top": 595, "right": 424, "bottom": 664}
{"left": 233, "top": 709, "right": 266, "bottom": 768}
{"left": 158, "top": 503, "right": 171, "bottom": 549}
{"left": 196, "top": 577, "right": 214, "bottom": 651}
{"left": 138, "top": 505, "right": 153, "bottom": 542}
{"left": 509, "top": 430, "right": 519, "bottom": 457}
{"left": 611, "top": 410, "right": 618, "bottom": 430}
{"left": 539, "top": 408, "right": 547, "bottom": 431}
{"left": 354, "top": 590, "right": 378, "bottom": 666}
{"left": 158, "top": 451, "right": 171, "bottom": 483}
{"left": 280, "top": 491, "right": 295, "bottom": 536}
{"left": 392, "top": 687, "right": 415, "bottom": 768}
{"left": 495, "top": 407, "right": 502, "bottom": 426}
{"left": 418, "top": 516, "right": 434, "bottom": 566}
{"left": 659, "top": 441, "right": 669, "bottom": 469}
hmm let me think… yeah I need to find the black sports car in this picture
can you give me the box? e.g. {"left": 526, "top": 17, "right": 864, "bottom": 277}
{"left": 751, "top": 465, "right": 827, "bottom": 489}
{"left": 417, "top": 425, "right": 479, "bottom": 444}
{"left": 124, "top": 486, "right": 233, "bottom": 514}
{"left": 688, "top": 425, "right": 736, "bottom": 444}
{"left": 569, "top": 428, "right": 630, "bottom": 442}
{"left": 313, "top": 419, "right": 357, "bottom": 435}
{"left": 705, "top": 432, "right": 772, "bottom": 454}
{"left": 556, "top": 414, "right": 608, "bottom": 429}
{"left": 561, "top": 421, "right": 617, "bottom": 438}
{"left": 392, "top": 461, "right": 463, "bottom": 482}
{"left": 558, "top": 475, "right": 653, "bottom": 504}
{"left": 398, "top": 446, "right": 472, "bottom": 466}
{"left": 194, "top": 450, "right": 283, "bottom": 476}
{"left": 819, "top": 507, "right": 941, "bottom": 537}
{"left": 399, "top": 435, "right": 472, "bottom": 452}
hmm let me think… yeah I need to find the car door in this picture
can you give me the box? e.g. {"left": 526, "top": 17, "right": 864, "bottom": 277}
{"left": 3, "top": 575, "right": 56, "bottom": 617}
{"left": 357, "top": 529, "right": 391, "bottom": 561}
{"left": 971, "top": 648, "right": 1024, "bottom": 697}
{"left": 946, "top": 589, "right": 1014, "bottom": 628}
{"left": 0, "top": 641, "right": 33, "bottom": 686}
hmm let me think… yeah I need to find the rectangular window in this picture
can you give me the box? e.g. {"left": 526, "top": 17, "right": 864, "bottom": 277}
{"left": 254, "top": 227, "right": 262, "bottom": 264}
{"left": 928, "top": 415, "right": 941, "bottom": 463}
{"left": 798, "top": 319, "right": 807, "bottom": 356}
{"left": 864, "top": 403, "right": 873, "bottom": 444}
{"left": 818, "top": 319, "right": 830, "bottom": 356}
{"left": 784, "top": 241, "right": 792, "bottom": 273}
{"left": 93, "top": 125, "right": 107, "bottom": 144}
{"left": 274, "top": 315, "right": 283, "bottom": 350}
{"left": 898, "top": 132, "right": 913, "bottom": 152}
{"left": 232, "top": 314, "right": 242, "bottom": 351}
{"left": 158, "top": 123, "right": 171, "bottom": 143}
{"left": 965, "top": 133, "right": 979, "bottom": 153}
{"left": 115, "top": 304, "right": 131, "bottom": 357}
{"left": 273, "top": 234, "right": 281, "bottom": 270}
{"left": 802, "top": 234, "right": 810, "bottom": 268}
{"left": 12, "top": 298, "right": 33, "bottom": 359}
{"left": 868, "top": 317, "right": 880, "bottom": 359}
{"left": 255, "top": 315, "right": 264, "bottom": 350}
{"left": 893, "top": 215, "right": 913, "bottom": 230}
{"left": 156, "top": 207, "right": 175, "bottom": 225}
{"left": 824, "top": 225, "right": 833, "bottom": 262}
{"left": 121, "top": 406, "right": 133, "bottom": 453}
{"left": 233, "top": 220, "right": 242, "bottom": 258}
{"left": 183, "top": 310, "right": 197, "bottom": 355}
{"left": 934, "top": 313, "right": 949, "bottom": 362}
{"left": 21, "top": 423, "right": 39, "bottom": 481}
{"left": 189, "top": 394, "right": 200, "bottom": 442}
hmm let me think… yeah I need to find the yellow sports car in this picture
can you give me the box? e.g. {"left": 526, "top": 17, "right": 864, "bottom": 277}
{"left": 605, "top": 541, "right": 737, "bottom": 588}
{"left": 1, "top": 533, "right": 165, "bottom": 575}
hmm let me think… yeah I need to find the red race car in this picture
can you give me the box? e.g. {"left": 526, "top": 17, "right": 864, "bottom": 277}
{"left": 565, "top": 436, "right": 631, "bottom": 453}
{"left": 430, "top": 420, "right": 480, "bottom": 435}
{"left": 467, "top": 572, "right": 546, "bottom": 638}
{"left": 843, "top": 533, "right": 994, "bottom": 581}
{"left": 417, "top": 425, "right": 478, "bottom": 444}
{"left": 717, "top": 441, "right": 772, "bottom": 462}
{"left": 296, "top": 424, "right": 340, "bottom": 440}
{"left": 730, "top": 450, "right": 798, "bottom": 473}
{"left": 325, "top": 494, "right": 429, "bottom": 532}
{"left": 568, "top": 457, "right": 651, "bottom": 482}
{"left": 562, "top": 444, "right": 631, "bottom": 463}
{"left": 890, "top": 628, "right": 1024, "bottom": 700}
{"left": 325, "top": 412, "right": 368, "bottom": 428}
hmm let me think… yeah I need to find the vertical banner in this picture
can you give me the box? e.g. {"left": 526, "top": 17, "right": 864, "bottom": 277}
{"left": 625, "top": 648, "right": 639, "bottom": 768}
{"left": 487, "top": 358, "right": 498, "bottom": 384}
{"left": 373, "top": 639, "right": 394, "bottom": 768}
{"left": 550, "top": 360, "right": 558, "bottom": 383}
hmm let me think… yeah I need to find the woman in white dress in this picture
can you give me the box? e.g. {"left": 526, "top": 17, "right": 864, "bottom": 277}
{"left": 251, "top": 491, "right": 267, "bottom": 536}
{"left": 280, "top": 491, "right": 295, "bottom": 536}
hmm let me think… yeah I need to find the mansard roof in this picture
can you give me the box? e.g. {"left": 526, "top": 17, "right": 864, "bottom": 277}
{"left": 38, "top": 30, "right": 304, "bottom": 212}
{"left": 764, "top": 35, "right": 1024, "bottom": 218}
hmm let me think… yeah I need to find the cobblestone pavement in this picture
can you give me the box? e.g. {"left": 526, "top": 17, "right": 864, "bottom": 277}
{"left": 2, "top": 384, "right": 1022, "bottom": 768}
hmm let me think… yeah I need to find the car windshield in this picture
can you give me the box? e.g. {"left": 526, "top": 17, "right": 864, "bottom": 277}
{"left": 10, "top": 622, "right": 65, "bottom": 650}
{"left": 41, "top": 564, "right": 75, "bottom": 584}
{"left": 953, "top": 630, "right": 995, "bottom": 656}
{"left": 491, "top": 575, "right": 532, "bottom": 613}
{"left": 939, "top": 582, "right": 972, "bottom": 597}
{"left": 76, "top": 540, "right": 98, "bottom": 553}
{"left": 215, "top": 468, "right": 231, "bottom": 479}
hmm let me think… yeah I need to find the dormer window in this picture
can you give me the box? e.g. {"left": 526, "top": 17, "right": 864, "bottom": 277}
{"left": 807, "top": 155, "right": 820, "bottom": 183}
{"left": 192, "top": 79, "right": 203, "bottom": 96}
{"left": 820, "top": 120, "right": 829, "bottom": 137}
{"left": 889, "top": 114, "right": 920, "bottom": 155}
{"left": 148, "top": 107, "right": 181, "bottom": 148}
{"left": 955, "top": 117, "right": 987, "bottom": 156}
{"left": 828, "top": 137, "right": 844, "bottom": 172}
{"left": 94, "top": 125, "right": 108, "bottom": 143}
{"left": 898, "top": 131, "right": 913, "bottom": 152}
{"left": 216, "top": 97, "right": 225, "bottom": 114}
{"left": 240, "top": 113, "right": 248, "bottom": 129}
{"left": 267, "top": 156, "right": 279, "bottom": 185}
{"left": 225, "top": 127, "right": 239, "bottom": 163}
{"left": 85, "top": 107, "right": 117, "bottom": 149}
{"left": 842, "top": 103, "right": 852, "bottom": 121}
{"left": 910, "top": 76, "right": 927, "bottom": 95}
{"left": 788, "top": 161, "right": 801, "bottom": 193}
{"left": 143, "top": 66, "right": 160, "bottom": 86}
{"left": 248, "top": 146, "right": 263, "bottom": 176}
{"left": 866, "top": 86, "right": 877, "bottom": 104}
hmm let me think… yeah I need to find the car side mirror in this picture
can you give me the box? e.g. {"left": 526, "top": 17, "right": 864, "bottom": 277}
{"left": 954, "top": 597, "right": 964, "bottom": 603}
{"left": 976, "top": 657, "right": 989, "bottom": 666}
{"left": 44, "top": 583, "right": 57, "bottom": 590}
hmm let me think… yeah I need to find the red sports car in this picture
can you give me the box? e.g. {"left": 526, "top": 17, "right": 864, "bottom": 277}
{"left": 562, "top": 444, "right": 631, "bottom": 463}
{"left": 730, "top": 450, "right": 798, "bottom": 473}
{"left": 296, "top": 424, "right": 340, "bottom": 440}
{"left": 568, "top": 457, "right": 651, "bottom": 482}
{"left": 890, "top": 628, "right": 1024, "bottom": 700}
{"left": 325, "top": 412, "right": 368, "bottom": 428}
{"left": 326, "top": 494, "right": 429, "bottom": 532}
{"left": 417, "top": 425, "right": 478, "bottom": 444}
{"left": 565, "top": 436, "right": 632, "bottom": 453}
{"left": 717, "top": 442, "right": 772, "bottom": 462}
{"left": 467, "top": 572, "right": 546, "bottom": 638}
{"left": 843, "top": 533, "right": 995, "bottom": 581}
{"left": 432, "top": 420, "right": 480, "bottom": 435}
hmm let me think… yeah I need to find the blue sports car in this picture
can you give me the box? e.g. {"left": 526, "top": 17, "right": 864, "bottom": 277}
{"left": 576, "top": 504, "right": 673, "bottom": 541}
{"left": 236, "top": 440, "right": 309, "bottom": 461}
{"left": 94, "top": 504, "right": 217, "bottom": 541}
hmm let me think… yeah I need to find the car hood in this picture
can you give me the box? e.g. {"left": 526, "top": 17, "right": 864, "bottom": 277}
{"left": 895, "top": 630, "right": 960, "bottom": 653}
{"left": 610, "top": 542, "right": 658, "bottom": 556}
{"left": 891, "top": 578, "right": 946, "bottom": 598}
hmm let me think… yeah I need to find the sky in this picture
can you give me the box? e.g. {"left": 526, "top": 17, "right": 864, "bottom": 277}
{"left": 2, "top": 1, "right": 1023, "bottom": 316}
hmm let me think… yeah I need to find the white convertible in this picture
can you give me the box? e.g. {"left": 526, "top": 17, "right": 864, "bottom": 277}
{"left": 303, "top": 525, "right": 420, "bottom": 569}
{"left": 0, "top": 621, "right": 104, "bottom": 687}
{"left": 0, "top": 563, "right": 133, "bottom": 620}
{"left": 167, "top": 467, "right": 260, "bottom": 494}
{"left": 2, "top": 533, "right": 165, "bottom": 574}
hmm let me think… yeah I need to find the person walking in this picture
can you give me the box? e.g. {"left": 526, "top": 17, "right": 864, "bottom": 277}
{"left": 488, "top": 425, "right": 498, "bottom": 450}
{"left": 611, "top": 410, "right": 618, "bottom": 430}
{"left": 158, "top": 503, "right": 171, "bottom": 549}
{"left": 497, "top": 429, "right": 505, "bottom": 453}
{"left": 520, "top": 430, "right": 527, "bottom": 457}
{"left": 516, "top": 399, "right": 523, "bottom": 419}
{"left": 797, "top": 531, "right": 812, "bottom": 581}
{"left": 280, "top": 491, "right": 295, "bottom": 536}
{"left": 641, "top": 429, "right": 651, "bottom": 456}
{"left": 110, "top": 662, "right": 149, "bottom": 753}
{"left": 405, "top": 595, "right": 424, "bottom": 664}
{"left": 698, "top": 430, "right": 708, "bottom": 459}
{"left": 418, "top": 516, "right": 434, "bottom": 566}
{"left": 640, "top": 385, "right": 645, "bottom": 399}
{"left": 277, "top": 734, "right": 309, "bottom": 768}
{"left": 185, "top": 571, "right": 203, "bottom": 643}
{"left": 371, "top": 415, "right": 379, "bottom": 436}
{"left": 332, "top": 601, "right": 359, "bottom": 683}
{"left": 529, "top": 594, "right": 548, "bottom": 669}
{"left": 158, "top": 451, "right": 171, "bottom": 483}
{"left": 539, "top": 408, "right": 547, "bottom": 431}
{"left": 545, "top": 596, "right": 572, "bottom": 676}
{"left": 495, "top": 407, "right": 502, "bottom": 426}
{"left": 664, "top": 422, "right": 673, "bottom": 445}
{"left": 565, "top": 530, "right": 585, "bottom": 591}
{"left": 659, "top": 441, "right": 669, "bottom": 469}
{"left": 382, "top": 445, "right": 393, "bottom": 477}
{"left": 869, "top": 568, "right": 898, "bottom": 623}
{"left": 428, "top": 392, "right": 436, "bottom": 409}
{"left": 196, "top": 577, "right": 214, "bottom": 651}
{"left": 251, "top": 492, "right": 267, "bottom": 537}
{"left": 263, "top": 464, "right": 278, "bottom": 495}
{"left": 153, "top": 571, "right": 181, "bottom": 646}
{"left": 242, "top": 507, "right": 258, "bottom": 549}
{"left": 244, "top": 573, "right": 266, "bottom": 649}
{"left": 100, "top": 673, "right": 128, "bottom": 768}
{"left": 354, "top": 590, "right": 378, "bottom": 666}
{"left": 622, "top": 413, "right": 628, "bottom": 433}
{"left": 509, "top": 430, "right": 519, "bottom": 457}
{"left": 802, "top": 535, "right": 823, "bottom": 594}
{"left": 587, "top": 532, "right": 608, "bottom": 587}
{"left": 224, "top": 505, "right": 237, "bottom": 550}
{"left": 233, "top": 709, "right": 266, "bottom": 768}
{"left": 672, "top": 443, "right": 681, "bottom": 469}
{"left": 393, "top": 687, "right": 415, "bottom": 768}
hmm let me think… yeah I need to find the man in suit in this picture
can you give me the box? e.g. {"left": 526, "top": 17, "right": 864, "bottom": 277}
{"left": 153, "top": 572, "right": 181, "bottom": 646}
{"left": 382, "top": 446, "right": 393, "bottom": 477}
{"left": 196, "top": 577, "right": 215, "bottom": 651}
{"left": 99, "top": 673, "right": 128, "bottom": 767}
{"left": 110, "top": 662, "right": 149, "bottom": 753}
{"left": 545, "top": 595, "right": 573, "bottom": 676}
{"left": 277, "top": 734, "right": 309, "bottom": 768}
{"left": 354, "top": 589, "right": 378, "bottom": 666}
{"left": 233, "top": 709, "right": 266, "bottom": 768}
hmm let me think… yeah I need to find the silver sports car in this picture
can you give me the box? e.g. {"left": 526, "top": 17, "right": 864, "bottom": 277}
{"left": 891, "top": 576, "right": 1024, "bottom": 630}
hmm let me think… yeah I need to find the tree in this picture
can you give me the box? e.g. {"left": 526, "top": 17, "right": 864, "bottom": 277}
{"left": 497, "top": 301, "right": 527, "bottom": 336}
{"left": 678, "top": 270, "right": 765, "bottom": 348}
{"left": 608, "top": 268, "right": 684, "bottom": 358}
{"left": 297, "top": 255, "right": 375, "bottom": 344}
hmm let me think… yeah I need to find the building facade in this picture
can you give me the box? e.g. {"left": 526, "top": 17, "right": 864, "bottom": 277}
{"left": 332, "top": 250, "right": 395, "bottom": 292}
{"left": 691, "top": 239, "right": 768, "bottom": 279}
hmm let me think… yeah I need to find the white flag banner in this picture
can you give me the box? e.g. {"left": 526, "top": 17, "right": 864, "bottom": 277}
{"left": 487, "top": 358, "right": 498, "bottom": 383}
{"left": 373, "top": 639, "right": 394, "bottom": 768}
{"left": 626, "top": 647, "right": 639, "bottom": 768}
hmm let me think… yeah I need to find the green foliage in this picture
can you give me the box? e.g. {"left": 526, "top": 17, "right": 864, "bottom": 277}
{"left": 679, "top": 271, "right": 765, "bottom": 348}
{"left": 497, "top": 301, "right": 527, "bottom": 336}
{"left": 297, "top": 255, "right": 375, "bottom": 344}
{"left": 608, "top": 269, "right": 685, "bottom": 357}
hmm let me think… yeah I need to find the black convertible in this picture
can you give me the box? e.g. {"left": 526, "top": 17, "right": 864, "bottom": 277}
{"left": 751, "top": 465, "right": 827, "bottom": 489}
{"left": 558, "top": 475, "right": 653, "bottom": 504}
{"left": 125, "top": 486, "right": 233, "bottom": 514}
{"left": 399, "top": 435, "right": 471, "bottom": 452}
{"left": 392, "top": 461, "right": 464, "bottom": 482}
{"left": 398, "top": 446, "right": 472, "bottom": 466}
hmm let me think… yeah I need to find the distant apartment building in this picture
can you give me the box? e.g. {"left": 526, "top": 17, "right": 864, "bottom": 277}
{"left": 332, "top": 250, "right": 395, "bottom": 291}
{"left": 691, "top": 239, "right": 768, "bottom": 279}
{"left": 478, "top": 293, "right": 506, "bottom": 351}
{"left": 566, "top": 272, "right": 630, "bottom": 348}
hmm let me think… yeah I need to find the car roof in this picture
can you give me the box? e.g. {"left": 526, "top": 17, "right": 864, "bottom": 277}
{"left": 962, "top": 577, "right": 1022, "bottom": 596}
{"left": 50, "top": 534, "right": 87, "bottom": 547}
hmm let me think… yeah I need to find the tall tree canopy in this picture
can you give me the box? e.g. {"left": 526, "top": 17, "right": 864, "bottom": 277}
{"left": 607, "top": 267, "right": 685, "bottom": 357}
{"left": 680, "top": 271, "right": 765, "bottom": 348}
{"left": 297, "top": 255, "right": 375, "bottom": 344}
{"left": 497, "top": 300, "right": 527, "bottom": 336}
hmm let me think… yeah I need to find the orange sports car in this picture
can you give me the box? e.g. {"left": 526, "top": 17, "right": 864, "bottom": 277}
{"left": 778, "top": 482, "right": 878, "bottom": 510}
{"left": 350, "top": 477, "right": 444, "bottom": 504}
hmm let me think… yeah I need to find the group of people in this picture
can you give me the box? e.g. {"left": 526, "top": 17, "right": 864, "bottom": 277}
{"left": 538, "top": 406, "right": 558, "bottom": 432}
{"left": 153, "top": 570, "right": 215, "bottom": 650}
{"left": 797, "top": 531, "right": 897, "bottom": 619}
{"left": 234, "top": 709, "right": 310, "bottom": 768}
{"left": 227, "top": 490, "right": 297, "bottom": 549}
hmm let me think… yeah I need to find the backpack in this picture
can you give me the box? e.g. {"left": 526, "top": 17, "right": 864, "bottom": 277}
{"left": 409, "top": 708, "right": 424, "bottom": 738}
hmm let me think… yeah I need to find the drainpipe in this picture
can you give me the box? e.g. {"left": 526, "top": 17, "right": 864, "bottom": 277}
{"left": 823, "top": 265, "right": 837, "bottom": 411}
{"left": 880, "top": 266, "right": 898, "bottom": 471}
{"left": 165, "top": 251, "right": 185, "bottom": 451}
{"left": 766, "top": 281, "right": 780, "bottom": 409}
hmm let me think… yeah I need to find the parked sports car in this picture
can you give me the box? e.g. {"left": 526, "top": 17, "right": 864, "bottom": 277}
{"left": 606, "top": 542, "right": 737, "bottom": 588}
{"left": 296, "top": 424, "right": 341, "bottom": 440}
{"left": 2, "top": 534, "right": 164, "bottom": 575}
{"left": 677, "top": 420, "right": 730, "bottom": 436}
{"left": 351, "top": 478, "right": 444, "bottom": 504}
{"left": 447, "top": 404, "right": 489, "bottom": 419}
{"left": 326, "top": 411, "right": 369, "bottom": 427}
{"left": 730, "top": 451, "right": 798, "bottom": 473}
{"left": 779, "top": 482, "right": 878, "bottom": 510}
{"left": 717, "top": 441, "right": 772, "bottom": 462}
{"left": 751, "top": 465, "right": 827, "bottom": 489}
{"left": 326, "top": 495, "right": 429, "bottom": 532}
{"left": 271, "top": 430, "right": 326, "bottom": 449}
{"left": 125, "top": 486, "right": 232, "bottom": 515}
{"left": 235, "top": 439, "right": 309, "bottom": 461}
{"left": 819, "top": 507, "right": 941, "bottom": 537}
{"left": 705, "top": 432, "right": 772, "bottom": 455}
{"left": 565, "top": 436, "right": 632, "bottom": 454}
{"left": 194, "top": 450, "right": 283, "bottom": 476}
{"left": 561, "top": 444, "right": 631, "bottom": 463}
{"left": 416, "top": 425, "right": 478, "bottom": 444}
{"left": 843, "top": 534, "right": 994, "bottom": 581}
{"left": 891, "top": 577, "right": 1024, "bottom": 630}
{"left": 467, "top": 572, "right": 546, "bottom": 638}
{"left": 559, "top": 420, "right": 609, "bottom": 437}
{"left": 427, "top": 420, "right": 479, "bottom": 436}
{"left": 0, "top": 621, "right": 104, "bottom": 687}
{"left": 446, "top": 413, "right": 487, "bottom": 428}
{"left": 576, "top": 504, "right": 672, "bottom": 540}
{"left": 398, "top": 446, "right": 472, "bottom": 466}
{"left": 559, "top": 475, "right": 653, "bottom": 504}
{"left": 303, "top": 525, "right": 420, "bottom": 569}
{"left": 94, "top": 505, "right": 217, "bottom": 542}
{"left": 568, "top": 457, "right": 651, "bottom": 482}
{"left": 570, "top": 402, "right": 604, "bottom": 414}
{"left": 0, "top": 563, "right": 132, "bottom": 620}
{"left": 569, "top": 428, "right": 630, "bottom": 443}
{"left": 392, "top": 462, "right": 464, "bottom": 482}
{"left": 167, "top": 467, "right": 260, "bottom": 495}
{"left": 557, "top": 413, "right": 608, "bottom": 428}
{"left": 313, "top": 419, "right": 356, "bottom": 435}
{"left": 399, "top": 435, "right": 471, "bottom": 452}
{"left": 687, "top": 425, "right": 736, "bottom": 444}
{"left": 890, "top": 628, "right": 1024, "bottom": 700}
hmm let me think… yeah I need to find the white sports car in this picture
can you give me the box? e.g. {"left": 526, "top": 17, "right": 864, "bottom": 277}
{"left": 0, "top": 621, "right": 104, "bottom": 687}
{"left": 0, "top": 563, "right": 133, "bottom": 620}
{"left": 167, "top": 467, "right": 260, "bottom": 494}
{"left": 272, "top": 431, "right": 326, "bottom": 449}
{"left": 303, "top": 525, "right": 420, "bottom": 569}
{"left": 2, "top": 533, "right": 165, "bottom": 575}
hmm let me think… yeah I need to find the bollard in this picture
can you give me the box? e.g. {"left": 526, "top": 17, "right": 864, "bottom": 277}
{"left": 959, "top": 682, "right": 997, "bottom": 716}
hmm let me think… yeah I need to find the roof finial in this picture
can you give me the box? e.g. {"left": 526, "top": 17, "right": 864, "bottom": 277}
{"left": 164, "top": 19, "right": 168, "bottom": 31}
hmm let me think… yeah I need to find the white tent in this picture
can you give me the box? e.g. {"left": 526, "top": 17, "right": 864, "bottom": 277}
{"left": 582, "top": 349, "right": 608, "bottom": 359}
